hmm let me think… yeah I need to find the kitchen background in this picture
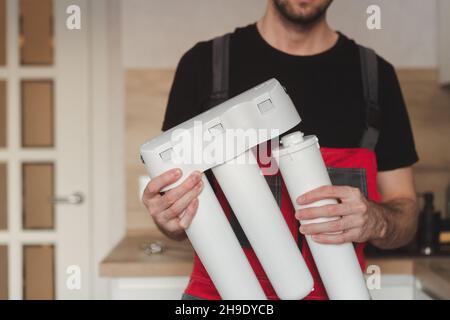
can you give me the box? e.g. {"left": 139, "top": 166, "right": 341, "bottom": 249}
{"left": 0, "top": 0, "right": 449, "bottom": 300}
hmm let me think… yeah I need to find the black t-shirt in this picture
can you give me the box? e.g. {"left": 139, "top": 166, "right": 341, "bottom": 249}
{"left": 162, "top": 24, "right": 418, "bottom": 171}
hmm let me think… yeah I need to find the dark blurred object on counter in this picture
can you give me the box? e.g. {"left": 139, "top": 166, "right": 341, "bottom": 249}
{"left": 439, "top": 185, "right": 450, "bottom": 248}
{"left": 417, "top": 192, "right": 441, "bottom": 255}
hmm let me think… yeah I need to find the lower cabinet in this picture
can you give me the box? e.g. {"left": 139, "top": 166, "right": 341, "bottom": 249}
{"left": 109, "top": 275, "right": 435, "bottom": 300}
{"left": 110, "top": 277, "right": 189, "bottom": 300}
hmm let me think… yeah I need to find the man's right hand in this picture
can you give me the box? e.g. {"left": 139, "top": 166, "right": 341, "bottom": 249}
{"left": 142, "top": 169, "right": 203, "bottom": 241}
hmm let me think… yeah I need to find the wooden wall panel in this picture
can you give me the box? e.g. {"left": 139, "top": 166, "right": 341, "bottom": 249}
{"left": 0, "top": 163, "right": 6, "bottom": 230}
{"left": 22, "top": 163, "right": 54, "bottom": 229}
{"left": 19, "top": 0, "right": 53, "bottom": 65}
{"left": 397, "top": 69, "right": 450, "bottom": 216}
{"left": 0, "top": 245, "right": 7, "bottom": 299}
{"left": 23, "top": 245, "right": 54, "bottom": 300}
{"left": 125, "top": 70, "right": 174, "bottom": 231}
{"left": 0, "top": 0, "right": 6, "bottom": 66}
{"left": 21, "top": 80, "right": 54, "bottom": 148}
{"left": 0, "top": 81, "right": 6, "bottom": 147}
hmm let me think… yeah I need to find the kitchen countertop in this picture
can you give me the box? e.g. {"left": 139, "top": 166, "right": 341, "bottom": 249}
{"left": 100, "top": 231, "right": 194, "bottom": 277}
{"left": 101, "top": 232, "right": 450, "bottom": 298}
{"left": 415, "top": 258, "right": 450, "bottom": 299}
{"left": 366, "top": 256, "right": 450, "bottom": 299}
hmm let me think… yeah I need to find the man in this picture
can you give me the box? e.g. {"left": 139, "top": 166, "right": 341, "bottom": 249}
{"left": 142, "top": 0, "right": 419, "bottom": 300}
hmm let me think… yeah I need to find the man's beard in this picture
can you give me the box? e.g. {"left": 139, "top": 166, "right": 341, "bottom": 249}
{"left": 272, "top": 0, "right": 333, "bottom": 26}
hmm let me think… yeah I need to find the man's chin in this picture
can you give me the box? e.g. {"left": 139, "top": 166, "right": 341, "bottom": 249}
{"left": 282, "top": 11, "right": 326, "bottom": 26}
{"left": 273, "top": 0, "right": 332, "bottom": 26}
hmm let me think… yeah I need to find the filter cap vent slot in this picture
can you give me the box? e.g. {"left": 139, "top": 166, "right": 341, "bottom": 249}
{"left": 257, "top": 99, "right": 274, "bottom": 114}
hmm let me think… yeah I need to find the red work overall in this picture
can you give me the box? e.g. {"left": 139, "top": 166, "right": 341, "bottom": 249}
{"left": 183, "top": 35, "right": 382, "bottom": 300}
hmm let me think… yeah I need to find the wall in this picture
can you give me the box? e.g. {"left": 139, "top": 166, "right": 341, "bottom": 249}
{"left": 122, "top": 0, "right": 265, "bottom": 69}
{"left": 328, "top": 0, "right": 437, "bottom": 68}
{"left": 122, "top": 0, "right": 438, "bottom": 69}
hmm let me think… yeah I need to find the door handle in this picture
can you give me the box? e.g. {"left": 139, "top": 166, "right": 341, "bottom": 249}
{"left": 51, "top": 192, "right": 85, "bottom": 205}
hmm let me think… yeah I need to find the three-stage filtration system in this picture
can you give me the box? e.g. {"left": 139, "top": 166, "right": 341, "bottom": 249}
{"left": 140, "top": 79, "right": 371, "bottom": 300}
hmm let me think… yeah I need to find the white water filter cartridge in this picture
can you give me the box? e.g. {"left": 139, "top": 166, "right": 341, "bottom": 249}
{"left": 212, "top": 149, "right": 314, "bottom": 300}
{"left": 184, "top": 175, "right": 266, "bottom": 299}
{"left": 273, "top": 132, "right": 371, "bottom": 300}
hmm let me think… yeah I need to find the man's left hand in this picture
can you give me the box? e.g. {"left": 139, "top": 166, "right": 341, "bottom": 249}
{"left": 295, "top": 185, "right": 387, "bottom": 244}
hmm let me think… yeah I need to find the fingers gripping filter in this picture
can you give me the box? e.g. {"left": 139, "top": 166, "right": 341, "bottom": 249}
{"left": 273, "top": 132, "right": 371, "bottom": 300}
{"left": 140, "top": 79, "right": 313, "bottom": 300}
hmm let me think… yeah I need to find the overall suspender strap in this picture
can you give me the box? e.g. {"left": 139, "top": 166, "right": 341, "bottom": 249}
{"left": 359, "top": 45, "right": 381, "bottom": 151}
{"left": 210, "top": 34, "right": 231, "bottom": 104}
